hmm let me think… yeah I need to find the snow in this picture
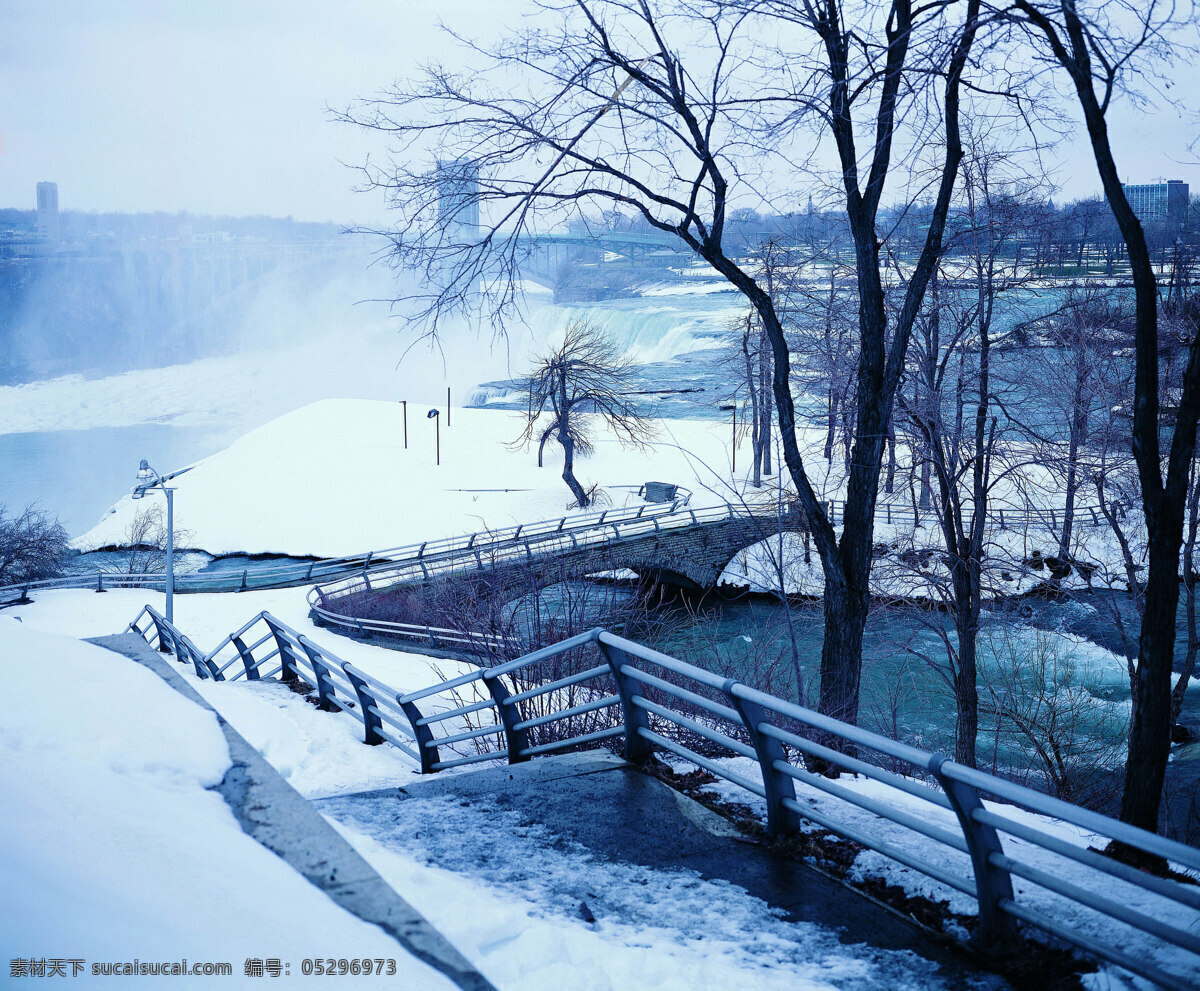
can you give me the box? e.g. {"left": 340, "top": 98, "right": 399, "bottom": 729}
{"left": 319, "top": 795, "right": 983, "bottom": 991}
{"left": 0, "top": 618, "right": 458, "bottom": 989}
{"left": 640, "top": 281, "right": 736, "bottom": 296}
{"left": 683, "top": 756, "right": 1200, "bottom": 991}
{"left": 5, "top": 586, "right": 451, "bottom": 680}
{"left": 73, "top": 401, "right": 744, "bottom": 557}
{"left": 7, "top": 586, "right": 1194, "bottom": 988}
{"left": 5, "top": 588, "right": 476, "bottom": 797}
{"left": 2, "top": 594, "right": 985, "bottom": 990}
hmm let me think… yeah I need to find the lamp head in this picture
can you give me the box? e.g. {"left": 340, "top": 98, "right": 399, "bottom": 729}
{"left": 427, "top": 409, "right": 439, "bottom": 418}
{"left": 132, "top": 459, "right": 156, "bottom": 498}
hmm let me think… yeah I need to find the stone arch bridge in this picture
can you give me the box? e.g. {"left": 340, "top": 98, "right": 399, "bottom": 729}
{"left": 307, "top": 502, "right": 812, "bottom": 652}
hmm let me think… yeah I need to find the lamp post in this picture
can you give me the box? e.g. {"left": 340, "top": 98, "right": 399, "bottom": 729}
{"left": 132, "top": 459, "right": 174, "bottom": 624}
{"left": 719, "top": 403, "right": 737, "bottom": 475}
{"left": 427, "top": 408, "right": 440, "bottom": 465}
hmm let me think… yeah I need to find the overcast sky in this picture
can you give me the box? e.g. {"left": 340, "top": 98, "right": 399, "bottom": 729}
{"left": 1, "top": 1, "right": 1196, "bottom": 226}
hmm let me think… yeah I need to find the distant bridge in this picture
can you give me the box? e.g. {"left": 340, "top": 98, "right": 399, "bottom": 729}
{"left": 513, "top": 230, "right": 695, "bottom": 290}
{"left": 0, "top": 492, "right": 1112, "bottom": 620}
{"left": 307, "top": 500, "right": 811, "bottom": 653}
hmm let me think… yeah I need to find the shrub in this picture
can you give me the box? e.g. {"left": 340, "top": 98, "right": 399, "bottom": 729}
{"left": 0, "top": 504, "right": 70, "bottom": 584}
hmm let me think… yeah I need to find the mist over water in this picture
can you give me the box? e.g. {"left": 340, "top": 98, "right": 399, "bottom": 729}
{"left": 0, "top": 424, "right": 234, "bottom": 536}
{"left": 0, "top": 237, "right": 745, "bottom": 534}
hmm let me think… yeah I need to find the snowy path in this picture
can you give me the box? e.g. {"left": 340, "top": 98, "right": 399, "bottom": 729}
{"left": 316, "top": 756, "right": 1007, "bottom": 991}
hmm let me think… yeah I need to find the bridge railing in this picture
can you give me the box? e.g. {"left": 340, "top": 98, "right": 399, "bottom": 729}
{"left": 128, "top": 606, "right": 1200, "bottom": 990}
{"left": 306, "top": 501, "right": 748, "bottom": 644}
{"left": 2, "top": 490, "right": 1114, "bottom": 608}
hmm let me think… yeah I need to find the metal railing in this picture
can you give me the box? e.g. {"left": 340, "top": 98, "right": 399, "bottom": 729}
{"left": 306, "top": 500, "right": 759, "bottom": 644}
{"left": 0, "top": 488, "right": 695, "bottom": 607}
{"left": 129, "top": 605, "right": 1200, "bottom": 990}
{"left": 2, "top": 489, "right": 1110, "bottom": 610}
{"left": 306, "top": 495, "right": 1117, "bottom": 648}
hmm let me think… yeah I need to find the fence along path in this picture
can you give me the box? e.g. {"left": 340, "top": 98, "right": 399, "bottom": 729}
{"left": 1, "top": 487, "right": 1111, "bottom": 609}
{"left": 128, "top": 604, "right": 1200, "bottom": 990}
{"left": 306, "top": 494, "right": 1118, "bottom": 647}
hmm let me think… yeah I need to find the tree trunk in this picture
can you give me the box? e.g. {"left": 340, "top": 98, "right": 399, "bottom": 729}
{"left": 1123, "top": 546, "right": 1179, "bottom": 830}
{"left": 557, "top": 386, "right": 589, "bottom": 507}
{"left": 955, "top": 612, "right": 980, "bottom": 767}
{"left": 559, "top": 430, "right": 589, "bottom": 507}
{"left": 819, "top": 581, "right": 867, "bottom": 727}
{"left": 760, "top": 340, "right": 773, "bottom": 477}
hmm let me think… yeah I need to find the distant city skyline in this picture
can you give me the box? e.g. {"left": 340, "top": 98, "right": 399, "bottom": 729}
{"left": 1, "top": 1, "right": 1196, "bottom": 225}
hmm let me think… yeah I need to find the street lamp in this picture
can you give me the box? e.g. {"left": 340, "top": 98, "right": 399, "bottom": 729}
{"left": 132, "top": 459, "right": 175, "bottom": 624}
{"left": 427, "top": 408, "right": 440, "bottom": 466}
{"left": 719, "top": 403, "right": 737, "bottom": 475}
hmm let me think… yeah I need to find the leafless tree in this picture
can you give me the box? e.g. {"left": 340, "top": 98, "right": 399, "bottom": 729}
{"left": 514, "top": 318, "right": 654, "bottom": 507}
{"left": 338, "top": 0, "right": 990, "bottom": 737}
{"left": 1012, "top": 290, "right": 1131, "bottom": 558}
{"left": 719, "top": 305, "right": 775, "bottom": 487}
{"left": 0, "top": 504, "right": 69, "bottom": 585}
{"left": 1004, "top": 0, "right": 1200, "bottom": 838}
{"left": 894, "top": 143, "right": 1036, "bottom": 766}
{"left": 783, "top": 215, "right": 861, "bottom": 474}
{"left": 982, "top": 624, "right": 1127, "bottom": 808}
{"left": 107, "top": 504, "right": 192, "bottom": 575}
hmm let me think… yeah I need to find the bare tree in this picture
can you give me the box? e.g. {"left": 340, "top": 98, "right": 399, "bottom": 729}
{"left": 895, "top": 143, "right": 1034, "bottom": 767}
{"left": 107, "top": 504, "right": 191, "bottom": 575}
{"left": 339, "top": 0, "right": 989, "bottom": 736}
{"left": 983, "top": 624, "right": 1127, "bottom": 808}
{"left": 1025, "top": 291, "right": 1131, "bottom": 558}
{"left": 0, "top": 504, "right": 69, "bottom": 585}
{"left": 1006, "top": 0, "right": 1200, "bottom": 838}
{"left": 514, "top": 318, "right": 654, "bottom": 507}
{"left": 720, "top": 305, "right": 775, "bottom": 487}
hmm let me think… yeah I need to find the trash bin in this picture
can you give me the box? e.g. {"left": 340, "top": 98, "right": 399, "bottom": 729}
{"left": 643, "top": 481, "right": 678, "bottom": 503}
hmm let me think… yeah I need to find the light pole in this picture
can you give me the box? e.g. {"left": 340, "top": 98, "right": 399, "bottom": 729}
{"left": 427, "top": 408, "right": 440, "bottom": 465}
{"left": 132, "top": 459, "right": 175, "bottom": 624}
{"left": 400, "top": 400, "right": 408, "bottom": 449}
{"left": 719, "top": 403, "right": 737, "bottom": 475}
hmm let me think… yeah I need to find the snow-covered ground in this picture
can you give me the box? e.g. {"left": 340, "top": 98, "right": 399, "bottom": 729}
{"left": 321, "top": 795, "right": 993, "bottom": 991}
{"left": 0, "top": 618, "right": 458, "bottom": 989}
{"left": 50, "top": 387, "right": 1150, "bottom": 609}
{"left": 73, "top": 401, "right": 748, "bottom": 556}
{"left": 8, "top": 585, "right": 1196, "bottom": 989}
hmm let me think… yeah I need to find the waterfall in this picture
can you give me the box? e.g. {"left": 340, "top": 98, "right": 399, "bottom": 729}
{"left": 522, "top": 293, "right": 743, "bottom": 365}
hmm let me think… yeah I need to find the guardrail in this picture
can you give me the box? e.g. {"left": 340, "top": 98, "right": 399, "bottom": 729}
{"left": 129, "top": 605, "right": 1200, "bottom": 990}
{"left": 306, "top": 496, "right": 1119, "bottom": 649}
{"left": 0, "top": 487, "right": 696, "bottom": 607}
{"left": 3, "top": 491, "right": 1113, "bottom": 611}
{"left": 306, "top": 500, "right": 760, "bottom": 645}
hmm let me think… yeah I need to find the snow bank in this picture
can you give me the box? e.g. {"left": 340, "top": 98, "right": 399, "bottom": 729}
{"left": 640, "top": 281, "right": 736, "bottom": 296}
{"left": 74, "top": 402, "right": 743, "bottom": 557}
{"left": 7, "top": 587, "right": 476, "bottom": 796}
{"left": 0, "top": 618, "right": 456, "bottom": 989}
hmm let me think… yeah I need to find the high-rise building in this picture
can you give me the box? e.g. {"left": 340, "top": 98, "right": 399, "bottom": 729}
{"left": 36, "top": 181, "right": 60, "bottom": 241}
{"left": 1121, "top": 179, "right": 1189, "bottom": 223}
{"left": 436, "top": 160, "right": 480, "bottom": 233}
